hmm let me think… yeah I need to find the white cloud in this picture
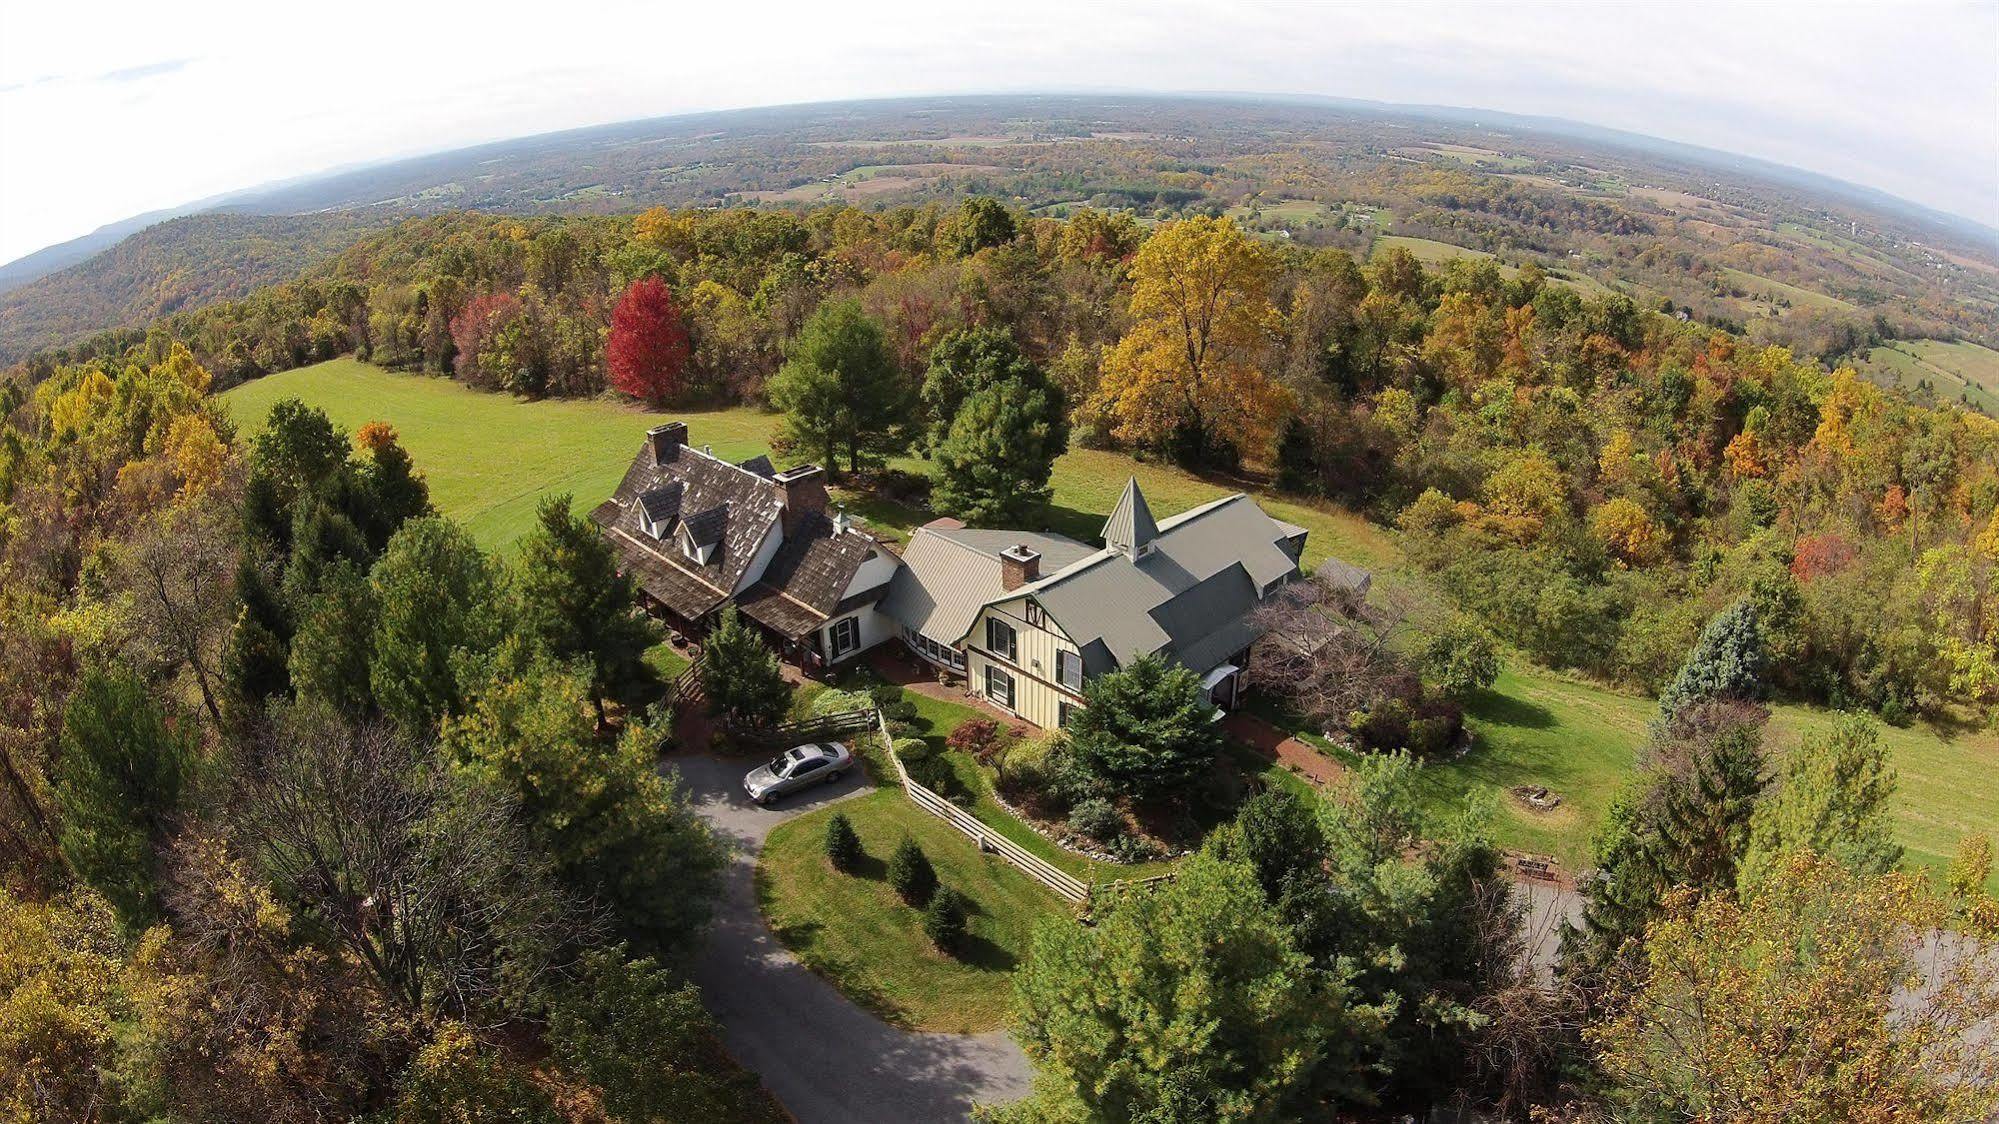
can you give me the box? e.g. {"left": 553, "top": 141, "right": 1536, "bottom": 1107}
{"left": 1, "top": 0, "right": 1993, "bottom": 264}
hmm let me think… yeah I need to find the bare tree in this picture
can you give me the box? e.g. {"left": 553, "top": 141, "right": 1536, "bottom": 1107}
{"left": 116, "top": 492, "right": 238, "bottom": 728}
{"left": 229, "top": 702, "right": 594, "bottom": 1025}
{"left": 1248, "top": 571, "right": 1415, "bottom": 730}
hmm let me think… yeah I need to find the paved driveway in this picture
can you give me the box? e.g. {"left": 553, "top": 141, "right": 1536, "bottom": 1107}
{"left": 668, "top": 753, "right": 1033, "bottom": 1124}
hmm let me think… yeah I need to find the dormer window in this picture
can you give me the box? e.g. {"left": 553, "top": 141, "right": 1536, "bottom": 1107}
{"left": 678, "top": 525, "right": 716, "bottom": 566}
{"left": 637, "top": 483, "right": 682, "bottom": 540}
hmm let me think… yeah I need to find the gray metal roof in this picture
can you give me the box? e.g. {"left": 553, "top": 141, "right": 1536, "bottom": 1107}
{"left": 1102, "top": 477, "right": 1158, "bottom": 557}
{"left": 1000, "top": 490, "right": 1306, "bottom": 675}
{"left": 880, "top": 524, "right": 1092, "bottom": 644}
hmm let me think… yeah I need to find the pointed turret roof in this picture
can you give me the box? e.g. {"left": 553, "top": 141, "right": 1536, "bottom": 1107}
{"left": 1102, "top": 477, "right": 1158, "bottom": 558}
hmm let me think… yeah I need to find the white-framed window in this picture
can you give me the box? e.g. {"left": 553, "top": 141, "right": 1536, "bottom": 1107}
{"left": 829, "top": 617, "right": 859, "bottom": 658}
{"left": 986, "top": 616, "right": 1017, "bottom": 662}
{"left": 1056, "top": 649, "right": 1082, "bottom": 691}
{"left": 985, "top": 665, "right": 1015, "bottom": 710}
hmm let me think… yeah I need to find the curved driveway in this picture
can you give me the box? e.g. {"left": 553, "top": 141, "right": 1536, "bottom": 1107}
{"left": 668, "top": 754, "right": 1033, "bottom": 1124}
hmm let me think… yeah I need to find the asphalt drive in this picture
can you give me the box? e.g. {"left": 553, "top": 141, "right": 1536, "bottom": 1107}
{"left": 669, "top": 753, "right": 1033, "bottom": 1123}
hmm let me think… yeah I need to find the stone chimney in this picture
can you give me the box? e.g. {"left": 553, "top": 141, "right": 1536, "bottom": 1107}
{"left": 774, "top": 464, "right": 828, "bottom": 532}
{"left": 647, "top": 422, "right": 688, "bottom": 464}
{"left": 1000, "top": 544, "right": 1041, "bottom": 591}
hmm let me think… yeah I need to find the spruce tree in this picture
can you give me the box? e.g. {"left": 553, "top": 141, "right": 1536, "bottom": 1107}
{"left": 699, "top": 606, "right": 790, "bottom": 732}
{"left": 512, "top": 495, "right": 660, "bottom": 726}
{"left": 932, "top": 380, "right": 1066, "bottom": 526}
{"left": 55, "top": 669, "right": 196, "bottom": 925}
{"left": 888, "top": 836, "right": 937, "bottom": 906}
{"left": 824, "top": 812, "right": 862, "bottom": 872}
{"left": 1659, "top": 598, "right": 1765, "bottom": 719}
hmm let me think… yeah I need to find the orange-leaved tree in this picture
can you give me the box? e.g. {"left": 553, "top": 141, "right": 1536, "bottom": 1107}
{"left": 1089, "top": 216, "right": 1289, "bottom": 467}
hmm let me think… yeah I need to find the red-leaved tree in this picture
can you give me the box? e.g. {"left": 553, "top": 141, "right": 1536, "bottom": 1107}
{"left": 606, "top": 276, "right": 691, "bottom": 405}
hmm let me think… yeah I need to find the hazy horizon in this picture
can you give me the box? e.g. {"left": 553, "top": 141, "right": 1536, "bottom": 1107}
{"left": 3, "top": 0, "right": 1995, "bottom": 265}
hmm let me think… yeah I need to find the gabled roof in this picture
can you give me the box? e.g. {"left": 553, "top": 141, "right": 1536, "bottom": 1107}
{"left": 737, "top": 454, "right": 776, "bottom": 479}
{"left": 637, "top": 483, "right": 683, "bottom": 526}
{"left": 955, "top": 487, "right": 1307, "bottom": 676}
{"left": 591, "top": 438, "right": 784, "bottom": 619}
{"left": 1102, "top": 477, "right": 1158, "bottom": 557}
{"left": 737, "top": 511, "right": 889, "bottom": 641}
{"left": 881, "top": 522, "right": 1094, "bottom": 644}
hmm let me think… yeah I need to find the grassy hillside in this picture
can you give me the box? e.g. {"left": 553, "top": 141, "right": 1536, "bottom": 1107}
{"left": 1857, "top": 339, "right": 1999, "bottom": 414}
{"left": 221, "top": 357, "right": 1999, "bottom": 884}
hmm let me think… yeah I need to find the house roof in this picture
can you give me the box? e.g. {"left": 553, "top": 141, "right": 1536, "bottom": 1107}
{"left": 1102, "top": 477, "right": 1158, "bottom": 557}
{"left": 880, "top": 523, "right": 1093, "bottom": 644}
{"left": 735, "top": 510, "right": 890, "bottom": 640}
{"left": 591, "top": 438, "right": 784, "bottom": 619}
{"left": 965, "top": 488, "right": 1307, "bottom": 676}
{"left": 737, "top": 454, "right": 776, "bottom": 479}
{"left": 638, "top": 482, "right": 683, "bottom": 526}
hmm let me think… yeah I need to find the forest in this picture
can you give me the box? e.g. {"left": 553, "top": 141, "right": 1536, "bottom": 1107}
{"left": 3, "top": 193, "right": 1998, "bottom": 1120}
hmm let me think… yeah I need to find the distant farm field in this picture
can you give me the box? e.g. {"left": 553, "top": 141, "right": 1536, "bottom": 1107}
{"left": 221, "top": 357, "right": 1999, "bottom": 887}
{"left": 1858, "top": 339, "right": 1999, "bottom": 414}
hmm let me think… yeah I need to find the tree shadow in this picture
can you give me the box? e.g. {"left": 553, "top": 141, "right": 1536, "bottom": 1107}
{"left": 848, "top": 850, "right": 889, "bottom": 881}
{"left": 952, "top": 932, "right": 1018, "bottom": 972}
{"left": 1467, "top": 687, "right": 1556, "bottom": 730}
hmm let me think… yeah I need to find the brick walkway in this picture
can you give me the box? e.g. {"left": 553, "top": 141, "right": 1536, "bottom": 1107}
{"left": 1221, "top": 711, "right": 1346, "bottom": 788}
{"left": 865, "top": 646, "right": 1033, "bottom": 735}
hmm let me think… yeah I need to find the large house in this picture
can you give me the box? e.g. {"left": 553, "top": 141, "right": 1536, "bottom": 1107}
{"left": 594, "top": 423, "right": 1320, "bottom": 727}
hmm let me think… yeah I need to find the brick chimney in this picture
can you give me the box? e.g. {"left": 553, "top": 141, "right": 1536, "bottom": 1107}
{"left": 774, "top": 464, "right": 828, "bottom": 533}
{"left": 647, "top": 422, "right": 688, "bottom": 464}
{"left": 1000, "top": 544, "right": 1040, "bottom": 591}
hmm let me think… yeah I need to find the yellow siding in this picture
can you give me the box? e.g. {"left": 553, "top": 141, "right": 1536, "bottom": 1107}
{"left": 964, "top": 597, "right": 1083, "bottom": 730}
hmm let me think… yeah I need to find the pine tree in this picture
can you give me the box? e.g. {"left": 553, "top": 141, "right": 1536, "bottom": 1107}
{"left": 888, "top": 836, "right": 937, "bottom": 906}
{"left": 931, "top": 380, "right": 1066, "bottom": 526}
{"left": 921, "top": 887, "right": 967, "bottom": 953}
{"left": 699, "top": 605, "right": 790, "bottom": 732}
{"left": 824, "top": 812, "right": 861, "bottom": 872}
{"left": 766, "top": 299, "right": 913, "bottom": 477}
{"left": 368, "top": 517, "right": 500, "bottom": 732}
{"left": 512, "top": 495, "right": 660, "bottom": 726}
{"left": 55, "top": 669, "right": 196, "bottom": 925}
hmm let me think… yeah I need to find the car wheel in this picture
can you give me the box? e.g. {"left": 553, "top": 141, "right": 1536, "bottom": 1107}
{"left": 825, "top": 770, "right": 843, "bottom": 784}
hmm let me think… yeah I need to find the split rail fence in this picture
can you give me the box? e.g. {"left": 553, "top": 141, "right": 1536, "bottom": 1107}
{"left": 872, "top": 709, "right": 1172, "bottom": 908}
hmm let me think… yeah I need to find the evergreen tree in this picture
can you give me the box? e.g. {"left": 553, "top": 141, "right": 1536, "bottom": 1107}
{"left": 766, "top": 299, "right": 912, "bottom": 476}
{"left": 1004, "top": 850, "right": 1369, "bottom": 1122}
{"left": 699, "top": 605, "right": 790, "bottom": 732}
{"left": 1068, "top": 655, "right": 1223, "bottom": 798}
{"left": 511, "top": 495, "right": 660, "bottom": 727}
{"left": 921, "top": 887, "right": 967, "bottom": 954}
{"left": 823, "top": 812, "right": 861, "bottom": 872}
{"left": 548, "top": 947, "right": 758, "bottom": 1121}
{"left": 1659, "top": 598, "right": 1765, "bottom": 719}
{"left": 931, "top": 380, "right": 1066, "bottom": 526}
{"left": 887, "top": 836, "right": 937, "bottom": 906}
{"left": 1274, "top": 415, "right": 1317, "bottom": 494}
{"left": 289, "top": 559, "right": 380, "bottom": 718}
{"left": 250, "top": 398, "right": 350, "bottom": 512}
{"left": 1740, "top": 712, "right": 1900, "bottom": 887}
{"left": 918, "top": 326, "right": 1051, "bottom": 450}
{"left": 54, "top": 669, "right": 196, "bottom": 925}
{"left": 354, "top": 431, "right": 432, "bottom": 553}
{"left": 368, "top": 517, "right": 500, "bottom": 732}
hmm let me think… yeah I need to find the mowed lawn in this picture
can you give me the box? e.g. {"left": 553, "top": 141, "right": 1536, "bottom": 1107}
{"left": 222, "top": 357, "right": 1999, "bottom": 886}
{"left": 220, "top": 358, "right": 776, "bottom": 551}
{"left": 756, "top": 788, "right": 1059, "bottom": 1032}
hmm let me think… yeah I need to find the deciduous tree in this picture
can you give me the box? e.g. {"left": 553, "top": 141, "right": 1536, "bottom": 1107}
{"left": 606, "top": 276, "right": 692, "bottom": 406}
{"left": 1090, "top": 216, "right": 1290, "bottom": 467}
{"left": 767, "top": 298, "right": 912, "bottom": 476}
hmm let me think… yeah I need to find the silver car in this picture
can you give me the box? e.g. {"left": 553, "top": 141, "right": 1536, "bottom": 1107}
{"left": 743, "top": 742, "right": 853, "bottom": 806}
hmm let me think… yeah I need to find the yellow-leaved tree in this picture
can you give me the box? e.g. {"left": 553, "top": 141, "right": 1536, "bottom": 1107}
{"left": 1089, "top": 216, "right": 1290, "bottom": 464}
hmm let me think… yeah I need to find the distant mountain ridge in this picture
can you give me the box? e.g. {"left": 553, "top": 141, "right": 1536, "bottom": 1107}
{"left": 5, "top": 93, "right": 1995, "bottom": 366}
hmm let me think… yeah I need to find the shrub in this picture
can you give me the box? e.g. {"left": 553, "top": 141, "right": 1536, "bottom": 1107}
{"left": 809, "top": 689, "right": 875, "bottom": 718}
{"left": 823, "top": 812, "right": 862, "bottom": 872}
{"left": 1423, "top": 618, "right": 1500, "bottom": 700}
{"left": 922, "top": 887, "right": 968, "bottom": 954}
{"left": 1068, "top": 655, "right": 1222, "bottom": 797}
{"left": 892, "top": 737, "right": 932, "bottom": 763}
{"left": 946, "top": 717, "right": 1008, "bottom": 761}
{"left": 1106, "top": 834, "right": 1162, "bottom": 864}
{"left": 1068, "top": 797, "right": 1124, "bottom": 843}
{"left": 997, "top": 732, "right": 1063, "bottom": 794}
{"left": 869, "top": 685, "right": 918, "bottom": 725}
{"left": 887, "top": 836, "right": 937, "bottom": 906}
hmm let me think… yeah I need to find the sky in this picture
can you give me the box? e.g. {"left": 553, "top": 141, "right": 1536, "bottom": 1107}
{"left": 2, "top": 0, "right": 1995, "bottom": 265}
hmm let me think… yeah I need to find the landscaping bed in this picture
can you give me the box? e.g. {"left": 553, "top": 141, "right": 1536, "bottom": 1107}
{"left": 755, "top": 788, "right": 1059, "bottom": 1032}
